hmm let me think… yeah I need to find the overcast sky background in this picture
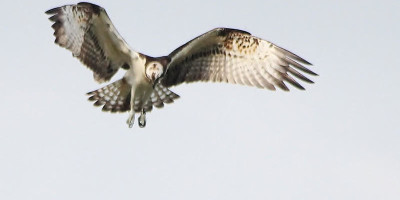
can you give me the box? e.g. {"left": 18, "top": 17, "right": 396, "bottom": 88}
{"left": 1, "top": 0, "right": 399, "bottom": 199}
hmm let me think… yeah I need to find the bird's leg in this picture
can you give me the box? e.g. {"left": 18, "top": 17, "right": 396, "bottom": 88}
{"left": 126, "top": 89, "right": 135, "bottom": 128}
{"left": 138, "top": 109, "right": 146, "bottom": 128}
{"left": 126, "top": 110, "right": 135, "bottom": 128}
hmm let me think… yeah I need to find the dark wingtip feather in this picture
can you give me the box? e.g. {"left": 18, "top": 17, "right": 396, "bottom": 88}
{"left": 217, "top": 28, "right": 251, "bottom": 37}
{"left": 77, "top": 2, "right": 100, "bottom": 7}
{"left": 284, "top": 57, "right": 317, "bottom": 76}
{"left": 49, "top": 14, "right": 60, "bottom": 21}
{"left": 300, "top": 76, "right": 314, "bottom": 84}
{"left": 77, "top": 2, "right": 102, "bottom": 14}
{"left": 45, "top": 7, "right": 60, "bottom": 14}
{"left": 308, "top": 71, "right": 318, "bottom": 76}
{"left": 291, "top": 83, "right": 306, "bottom": 90}
{"left": 282, "top": 74, "right": 306, "bottom": 90}
{"left": 287, "top": 52, "right": 312, "bottom": 66}
{"left": 287, "top": 68, "right": 314, "bottom": 84}
{"left": 276, "top": 81, "right": 289, "bottom": 91}
{"left": 51, "top": 21, "right": 61, "bottom": 29}
{"left": 295, "top": 57, "right": 312, "bottom": 65}
{"left": 276, "top": 46, "right": 313, "bottom": 65}
{"left": 298, "top": 86, "right": 306, "bottom": 90}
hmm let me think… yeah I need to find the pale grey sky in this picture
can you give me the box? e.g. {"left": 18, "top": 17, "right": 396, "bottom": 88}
{"left": 1, "top": 0, "right": 399, "bottom": 199}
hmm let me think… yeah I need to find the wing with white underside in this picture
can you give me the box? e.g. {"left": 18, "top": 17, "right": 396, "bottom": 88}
{"left": 46, "top": 2, "right": 138, "bottom": 83}
{"left": 162, "top": 28, "right": 317, "bottom": 91}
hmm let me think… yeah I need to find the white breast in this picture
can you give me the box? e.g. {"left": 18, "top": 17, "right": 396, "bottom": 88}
{"left": 124, "top": 56, "right": 148, "bottom": 87}
{"left": 124, "top": 56, "right": 154, "bottom": 108}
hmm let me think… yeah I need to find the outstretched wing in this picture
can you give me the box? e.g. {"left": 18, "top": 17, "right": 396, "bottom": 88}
{"left": 162, "top": 28, "right": 317, "bottom": 91}
{"left": 46, "top": 2, "right": 137, "bottom": 83}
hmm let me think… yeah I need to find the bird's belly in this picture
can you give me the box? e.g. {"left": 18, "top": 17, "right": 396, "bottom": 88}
{"left": 123, "top": 61, "right": 154, "bottom": 109}
{"left": 126, "top": 73, "right": 152, "bottom": 106}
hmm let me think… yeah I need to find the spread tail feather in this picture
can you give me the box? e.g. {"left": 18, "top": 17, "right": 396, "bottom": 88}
{"left": 87, "top": 78, "right": 131, "bottom": 112}
{"left": 87, "top": 79, "right": 179, "bottom": 113}
{"left": 139, "top": 84, "right": 180, "bottom": 112}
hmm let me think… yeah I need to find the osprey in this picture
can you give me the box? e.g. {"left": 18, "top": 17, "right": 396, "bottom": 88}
{"left": 46, "top": 2, "right": 317, "bottom": 128}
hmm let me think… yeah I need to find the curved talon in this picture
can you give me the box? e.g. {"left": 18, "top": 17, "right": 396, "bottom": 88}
{"left": 138, "top": 109, "right": 146, "bottom": 128}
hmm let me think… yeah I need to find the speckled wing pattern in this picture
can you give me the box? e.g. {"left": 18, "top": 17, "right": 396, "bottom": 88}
{"left": 162, "top": 28, "right": 317, "bottom": 91}
{"left": 138, "top": 85, "right": 180, "bottom": 112}
{"left": 46, "top": 2, "right": 134, "bottom": 83}
{"left": 87, "top": 79, "right": 179, "bottom": 113}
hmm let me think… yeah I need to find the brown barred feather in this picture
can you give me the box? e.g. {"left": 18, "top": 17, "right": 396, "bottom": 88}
{"left": 87, "top": 79, "right": 179, "bottom": 113}
{"left": 46, "top": 2, "right": 133, "bottom": 83}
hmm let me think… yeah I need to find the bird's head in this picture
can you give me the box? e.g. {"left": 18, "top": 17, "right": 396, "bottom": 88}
{"left": 145, "top": 56, "right": 170, "bottom": 88}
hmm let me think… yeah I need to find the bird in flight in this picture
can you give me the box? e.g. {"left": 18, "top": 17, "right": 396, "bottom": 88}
{"left": 46, "top": 2, "right": 317, "bottom": 128}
